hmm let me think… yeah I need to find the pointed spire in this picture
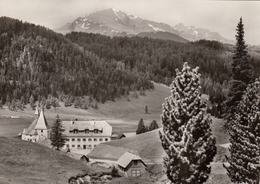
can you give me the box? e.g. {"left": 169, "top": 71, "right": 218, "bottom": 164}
{"left": 34, "top": 107, "right": 49, "bottom": 130}
{"left": 35, "top": 106, "right": 39, "bottom": 119}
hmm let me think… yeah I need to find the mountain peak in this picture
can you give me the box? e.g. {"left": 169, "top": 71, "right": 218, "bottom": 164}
{"left": 56, "top": 9, "right": 233, "bottom": 44}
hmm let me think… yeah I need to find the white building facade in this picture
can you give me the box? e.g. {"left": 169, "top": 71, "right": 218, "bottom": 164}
{"left": 62, "top": 120, "right": 112, "bottom": 151}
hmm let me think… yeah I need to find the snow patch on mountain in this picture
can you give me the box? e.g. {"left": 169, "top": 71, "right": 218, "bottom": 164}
{"left": 112, "top": 9, "right": 122, "bottom": 21}
{"left": 148, "top": 24, "right": 165, "bottom": 32}
{"left": 129, "top": 15, "right": 138, "bottom": 19}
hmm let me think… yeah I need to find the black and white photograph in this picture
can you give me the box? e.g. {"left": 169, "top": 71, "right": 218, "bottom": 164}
{"left": 0, "top": 0, "right": 260, "bottom": 183}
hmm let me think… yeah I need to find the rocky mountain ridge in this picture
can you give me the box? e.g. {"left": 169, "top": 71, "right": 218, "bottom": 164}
{"left": 56, "top": 8, "right": 234, "bottom": 44}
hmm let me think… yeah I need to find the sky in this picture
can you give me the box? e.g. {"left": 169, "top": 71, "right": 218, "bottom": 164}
{"left": 0, "top": 0, "right": 260, "bottom": 45}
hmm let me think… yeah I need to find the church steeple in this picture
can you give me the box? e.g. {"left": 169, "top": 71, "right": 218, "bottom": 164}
{"left": 35, "top": 106, "right": 39, "bottom": 119}
{"left": 34, "top": 107, "right": 49, "bottom": 130}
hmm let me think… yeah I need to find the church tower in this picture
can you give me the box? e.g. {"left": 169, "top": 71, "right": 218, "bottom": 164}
{"left": 34, "top": 107, "right": 50, "bottom": 139}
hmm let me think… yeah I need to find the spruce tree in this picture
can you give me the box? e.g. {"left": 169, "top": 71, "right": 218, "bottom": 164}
{"left": 136, "top": 117, "right": 146, "bottom": 134}
{"left": 224, "top": 78, "right": 260, "bottom": 183}
{"left": 149, "top": 120, "right": 159, "bottom": 131}
{"left": 159, "top": 62, "right": 216, "bottom": 184}
{"left": 50, "top": 115, "right": 66, "bottom": 151}
{"left": 224, "top": 17, "right": 252, "bottom": 120}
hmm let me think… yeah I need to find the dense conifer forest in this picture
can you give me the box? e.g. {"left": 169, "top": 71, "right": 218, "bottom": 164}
{"left": 0, "top": 17, "right": 152, "bottom": 109}
{"left": 1, "top": 17, "right": 260, "bottom": 115}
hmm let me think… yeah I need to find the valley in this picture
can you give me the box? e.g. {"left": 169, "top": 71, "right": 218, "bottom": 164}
{"left": 0, "top": 4, "right": 258, "bottom": 183}
{"left": 0, "top": 82, "right": 230, "bottom": 183}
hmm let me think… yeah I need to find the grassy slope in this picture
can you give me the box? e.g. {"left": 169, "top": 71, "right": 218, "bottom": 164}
{"left": 88, "top": 129, "right": 165, "bottom": 163}
{"left": 0, "top": 137, "right": 91, "bottom": 184}
{"left": 93, "top": 117, "right": 229, "bottom": 163}
{"left": 105, "top": 129, "right": 164, "bottom": 163}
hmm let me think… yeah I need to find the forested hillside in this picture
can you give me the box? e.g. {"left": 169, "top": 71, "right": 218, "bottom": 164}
{"left": 66, "top": 32, "right": 260, "bottom": 116}
{"left": 0, "top": 17, "right": 152, "bottom": 109}
{"left": 1, "top": 17, "right": 260, "bottom": 116}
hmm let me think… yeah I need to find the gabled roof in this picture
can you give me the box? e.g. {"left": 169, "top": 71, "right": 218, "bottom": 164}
{"left": 123, "top": 132, "right": 136, "bottom": 138}
{"left": 34, "top": 108, "right": 49, "bottom": 130}
{"left": 87, "top": 144, "right": 139, "bottom": 161}
{"left": 62, "top": 120, "right": 112, "bottom": 137}
{"left": 117, "top": 151, "right": 146, "bottom": 169}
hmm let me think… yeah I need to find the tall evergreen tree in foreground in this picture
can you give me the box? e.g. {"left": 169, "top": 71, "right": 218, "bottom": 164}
{"left": 224, "top": 78, "right": 260, "bottom": 183}
{"left": 159, "top": 62, "right": 216, "bottom": 184}
{"left": 50, "top": 115, "right": 66, "bottom": 151}
{"left": 224, "top": 17, "right": 252, "bottom": 120}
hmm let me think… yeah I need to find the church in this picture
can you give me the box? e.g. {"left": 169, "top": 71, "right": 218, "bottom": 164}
{"left": 21, "top": 106, "right": 51, "bottom": 142}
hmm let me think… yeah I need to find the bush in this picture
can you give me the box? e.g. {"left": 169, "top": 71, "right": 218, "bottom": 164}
{"left": 111, "top": 166, "right": 120, "bottom": 177}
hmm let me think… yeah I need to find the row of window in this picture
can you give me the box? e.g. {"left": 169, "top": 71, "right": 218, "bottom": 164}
{"left": 67, "top": 138, "right": 108, "bottom": 142}
{"left": 67, "top": 144, "right": 96, "bottom": 149}
{"left": 70, "top": 129, "right": 101, "bottom": 134}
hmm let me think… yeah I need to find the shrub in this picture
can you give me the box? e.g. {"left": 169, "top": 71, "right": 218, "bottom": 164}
{"left": 111, "top": 166, "right": 120, "bottom": 177}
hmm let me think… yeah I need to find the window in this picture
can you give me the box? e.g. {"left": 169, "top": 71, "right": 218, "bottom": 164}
{"left": 66, "top": 139, "right": 70, "bottom": 142}
{"left": 134, "top": 161, "right": 138, "bottom": 165}
{"left": 83, "top": 145, "right": 86, "bottom": 149}
{"left": 66, "top": 144, "right": 69, "bottom": 148}
{"left": 94, "top": 138, "right": 97, "bottom": 142}
{"left": 73, "top": 129, "right": 78, "bottom": 134}
{"left": 105, "top": 138, "right": 108, "bottom": 141}
{"left": 72, "top": 145, "right": 75, "bottom": 147}
{"left": 88, "top": 138, "right": 92, "bottom": 142}
{"left": 131, "top": 170, "right": 141, "bottom": 177}
{"left": 83, "top": 138, "right": 86, "bottom": 142}
{"left": 99, "top": 138, "right": 103, "bottom": 141}
{"left": 85, "top": 129, "right": 89, "bottom": 133}
{"left": 77, "top": 138, "right": 81, "bottom": 142}
{"left": 88, "top": 145, "right": 92, "bottom": 148}
{"left": 94, "top": 129, "right": 98, "bottom": 134}
{"left": 77, "top": 145, "right": 80, "bottom": 148}
{"left": 94, "top": 145, "right": 96, "bottom": 147}
{"left": 41, "top": 130, "right": 43, "bottom": 133}
{"left": 72, "top": 138, "right": 75, "bottom": 142}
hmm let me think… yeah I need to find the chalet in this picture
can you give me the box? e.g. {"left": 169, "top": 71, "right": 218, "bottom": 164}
{"left": 117, "top": 151, "right": 147, "bottom": 177}
{"left": 62, "top": 119, "right": 112, "bottom": 152}
{"left": 21, "top": 107, "right": 51, "bottom": 142}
